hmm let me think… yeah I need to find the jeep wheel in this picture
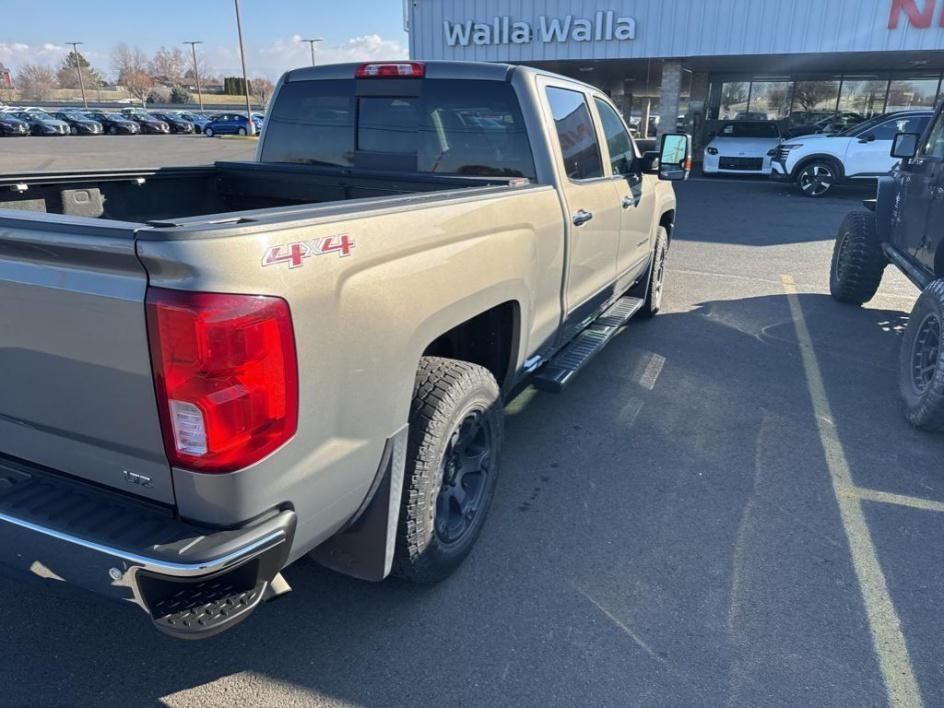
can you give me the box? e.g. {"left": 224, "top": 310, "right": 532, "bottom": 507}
{"left": 631, "top": 226, "right": 669, "bottom": 318}
{"left": 797, "top": 160, "right": 838, "bottom": 197}
{"left": 900, "top": 280, "right": 944, "bottom": 432}
{"left": 394, "top": 357, "right": 503, "bottom": 583}
{"left": 829, "top": 211, "right": 886, "bottom": 305}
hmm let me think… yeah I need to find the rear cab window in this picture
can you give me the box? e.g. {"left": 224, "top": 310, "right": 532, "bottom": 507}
{"left": 545, "top": 86, "right": 604, "bottom": 180}
{"left": 261, "top": 78, "right": 536, "bottom": 179}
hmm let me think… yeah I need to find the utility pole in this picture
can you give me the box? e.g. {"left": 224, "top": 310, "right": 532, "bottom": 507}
{"left": 183, "top": 41, "right": 205, "bottom": 113}
{"left": 301, "top": 38, "right": 322, "bottom": 67}
{"left": 233, "top": 0, "right": 255, "bottom": 135}
{"left": 66, "top": 41, "right": 88, "bottom": 109}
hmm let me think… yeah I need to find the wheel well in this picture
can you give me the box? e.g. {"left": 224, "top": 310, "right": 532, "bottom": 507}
{"left": 421, "top": 301, "right": 520, "bottom": 388}
{"left": 659, "top": 210, "right": 675, "bottom": 244}
{"left": 793, "top": 154, "right": 845, "bottom": 180}
{"left": 934, "top": 242, "right": 944, "bottom": 280}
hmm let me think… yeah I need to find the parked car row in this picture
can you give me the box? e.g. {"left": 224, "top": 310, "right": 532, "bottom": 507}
{"left": 0, "top": 106, "right": 264, "bottom": 137}
{"left": 703, "top": 109, "right": 935, "bottom": 197}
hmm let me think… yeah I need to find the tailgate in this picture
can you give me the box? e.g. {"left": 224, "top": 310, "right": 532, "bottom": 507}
{"left": 0, "top": 213, "right": 173, "bottom": 504}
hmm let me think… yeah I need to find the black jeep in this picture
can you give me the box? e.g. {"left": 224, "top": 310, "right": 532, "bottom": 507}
{"left": 829, "top": 101, "right": 944, "bottom": 430}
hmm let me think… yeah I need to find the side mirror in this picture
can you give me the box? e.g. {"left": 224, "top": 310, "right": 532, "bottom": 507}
{"left": 858, "top": 133, "right": 876, "bottom": 144}
{"left": 658, "top": 133, "right": 691, "bottom": 181}
{"left": 891, "top": 132, "right": 920, "bottom": 160}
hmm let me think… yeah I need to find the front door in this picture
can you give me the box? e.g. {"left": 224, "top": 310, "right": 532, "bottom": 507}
{"left": 592, "top": 96, "right": 654, "bottom": 291}
{"left": 847, "top": 114, "right": 932, "bottom": 177}
{"left": 894, "top": 109, "right": 943, "bottom": 267}
{"left": 542, "top": 83, "right": 622, "bottom": 339}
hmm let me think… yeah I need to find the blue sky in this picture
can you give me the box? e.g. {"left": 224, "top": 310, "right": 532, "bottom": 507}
{"left": 1, "top": 0, "right": 409, "bottom": 79}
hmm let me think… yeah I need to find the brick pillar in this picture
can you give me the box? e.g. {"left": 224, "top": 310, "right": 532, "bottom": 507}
{"left": 657, "top": 59, "right": 683, "bottom": 137}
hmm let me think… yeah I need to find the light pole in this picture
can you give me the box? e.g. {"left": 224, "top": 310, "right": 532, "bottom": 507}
{"left": 183, "top": 41, "right": 205, "bottom": 114}
{"left": 66, "top": 41, "right": 88, "bottom": 109}
{"left": 233, "top": 0, "right": 255, "bottom": 135}
{"left": 301, "top": 38, "right": 322, "bottom": 67}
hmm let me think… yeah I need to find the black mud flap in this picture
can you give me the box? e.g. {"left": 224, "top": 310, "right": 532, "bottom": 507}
{"left": 311, "top": 426, "right": 407, "bottom": 581}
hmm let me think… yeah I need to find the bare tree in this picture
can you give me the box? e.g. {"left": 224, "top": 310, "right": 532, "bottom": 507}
{"left": 16, "top": 64, "right": 58, "bottom": 101}
{"left": 112, "top": 43, "right": 154, "bottom": 105}
{"left": 150, "top": 46, "right": 187, "bottom": 84}
{"left": 792, "top": 81, "right": 838, "bottom": 113}
{"left": 250, "top": 76, "right": 275, "bottom": 107}
{"left": 720, "top": 82, "right": 749, "bottom": 115}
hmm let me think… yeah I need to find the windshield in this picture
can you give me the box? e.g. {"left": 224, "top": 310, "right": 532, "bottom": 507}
{"left": 262, "top": 78, "right": 536, "bottom": 179}
{"left": 718, "top": 122, "right": 780, "bottom": 138}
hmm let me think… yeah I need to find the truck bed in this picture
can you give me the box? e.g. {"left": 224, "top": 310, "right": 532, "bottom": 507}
{"left": 0, "top": 161, "right": 522, "bottom": 225}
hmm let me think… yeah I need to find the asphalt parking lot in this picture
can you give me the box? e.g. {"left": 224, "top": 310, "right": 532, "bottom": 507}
{"left": 2, "top": 138, "right": 943, "bottom": 707}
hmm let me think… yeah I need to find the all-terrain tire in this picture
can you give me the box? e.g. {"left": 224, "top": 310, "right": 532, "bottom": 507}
{"left": 899, "top": 280, "right": 944, "bottom": 432}
{"left": 829, "top": 211, "right": 886, "bottom": 305}
{"left": 393, "top": 357, "right": 503, "bottom": 583}
{"left": 630, "top": 226, "right": 669, "bottom": 319}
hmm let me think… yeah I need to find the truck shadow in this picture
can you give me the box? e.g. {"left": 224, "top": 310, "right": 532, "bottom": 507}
{"left": 2, "top": 292, "right": 943, "bottom": 706}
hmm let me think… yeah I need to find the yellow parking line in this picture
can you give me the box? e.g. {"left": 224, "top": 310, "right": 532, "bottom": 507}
{"left": 847, "top": 486, "right": 944, "bottom": 514}
{"left": 782, "top": 275, "right": 922, "bottom": 708}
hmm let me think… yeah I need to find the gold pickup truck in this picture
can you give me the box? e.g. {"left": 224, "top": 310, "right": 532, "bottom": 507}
{"left": 0, "top": 61, "right": 687, "bottom": 638}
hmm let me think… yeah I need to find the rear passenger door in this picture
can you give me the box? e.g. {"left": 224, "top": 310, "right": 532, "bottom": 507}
{"left": 541, "top": 82, "right": 622, "bottom": 339}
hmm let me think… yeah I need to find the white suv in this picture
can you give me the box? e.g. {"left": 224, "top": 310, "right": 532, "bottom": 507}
{"left": 770, "top": 110, "right": 933, "bottom": 197}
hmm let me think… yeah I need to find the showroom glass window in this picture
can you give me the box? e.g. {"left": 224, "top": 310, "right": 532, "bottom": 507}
{"left": 792, "top": 79, "right": 841, "bottom": 112}
{"left": 887, "top": 76, "right": 942, "bottom": 112}
{"left": 262, "top": 78, "right": 536, "bottom": 179}
{"left": 593, "top": 97, "right": 636, "bottom": 176}
{"left": 837, "top": 76, "right": 888, "bottom": 119}
{"left": 748, "top": 81, "right": 793, "bottom": 119}
{"left": 545, "top": 87, "right": 604, "bottom": 180}
{"left": 718, "top": 81, "right": 749, "bottom": 119}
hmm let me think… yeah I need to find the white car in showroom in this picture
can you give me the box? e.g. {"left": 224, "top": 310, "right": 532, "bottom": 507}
{"left": 770, "top": 109, "right": 933, "bottom": 197}
{"left": 703, "top": 120, "right": 782, "bottom": 176}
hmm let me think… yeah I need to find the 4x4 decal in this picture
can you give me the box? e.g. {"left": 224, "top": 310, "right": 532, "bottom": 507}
{"left": 262, "top": 234, "right": 355, "bottom": 268}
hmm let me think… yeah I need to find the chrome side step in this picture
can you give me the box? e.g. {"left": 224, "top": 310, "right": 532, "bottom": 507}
{"left": 533, "top": 296, "right": 644, "bottom": 392}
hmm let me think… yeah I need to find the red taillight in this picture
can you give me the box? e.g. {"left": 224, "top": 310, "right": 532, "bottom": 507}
{"left": 145, "top": 288, "right": 298, "bottom": 474}
{"left": 355, "top": 62, "right": 425, "bottom": 79}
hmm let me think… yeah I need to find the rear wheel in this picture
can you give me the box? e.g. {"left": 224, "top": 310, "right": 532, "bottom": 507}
{"left": 237, "top": 127, "right": 247, "bottom": 136}
{"left": 829, "top": 211, "right": 886, "bottom": 305}
{"left": 394, "top": 357, "right": 503, "bottom": 584}
{"left": 900, "top": 280, "right": 944, "bottom": 432}
{"left": 796, "top": 159, "right": 840, "bottom": 197}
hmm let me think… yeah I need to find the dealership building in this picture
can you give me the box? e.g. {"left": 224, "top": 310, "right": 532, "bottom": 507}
{"left": 406, "top": 0, "right": 944, "bottom": 146}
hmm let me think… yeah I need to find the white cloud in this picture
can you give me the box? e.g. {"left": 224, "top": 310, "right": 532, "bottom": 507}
{"left": 242, "top": 34, "right": 408, "bottom": 79}
{"left": 0, "top": 41, "right": 111, "bottom": 76}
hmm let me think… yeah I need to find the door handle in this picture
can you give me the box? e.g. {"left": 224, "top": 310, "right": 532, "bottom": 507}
{"left": 572, "top": 209, "right": 593, "bottom": 226}
{"left": 621, "top": 196, "right": 634, "bottom": 209}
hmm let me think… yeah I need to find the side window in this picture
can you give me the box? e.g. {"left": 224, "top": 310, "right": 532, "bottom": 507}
{"left": 545, "top": 87, "right": 603, "bottom": 180}
{"left": 593, "top": 97, "right": 636, "bottom": 176}
{"left": 923, "top": 113, "right": 944, "bottom": 159}
{"left": 871, "top": 116, "right": 928, "bottom": 141}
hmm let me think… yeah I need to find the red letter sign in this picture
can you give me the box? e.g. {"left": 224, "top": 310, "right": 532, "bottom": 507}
{"left": 888, "top": 0, "right": 937, "bottom": 28}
